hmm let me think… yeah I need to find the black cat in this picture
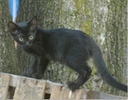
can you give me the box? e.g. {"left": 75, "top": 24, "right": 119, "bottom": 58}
{"left": 8, "top": 16, "right": 127, "bottom": 92}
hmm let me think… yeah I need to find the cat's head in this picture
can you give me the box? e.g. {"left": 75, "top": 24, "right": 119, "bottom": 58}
{"left": 8, "top": 16, "right": 38, "bottom": 48}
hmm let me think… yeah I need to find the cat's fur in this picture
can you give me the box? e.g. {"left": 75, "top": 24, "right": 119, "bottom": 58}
{"left": 8, "top": 16, "right": 127, "bottom": 92}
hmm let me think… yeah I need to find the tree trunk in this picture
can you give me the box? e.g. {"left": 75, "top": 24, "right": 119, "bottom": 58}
{"left": 14, "top": 0, "right": 127, "bottom": 96}
{"left": 0, "top": 0, "right": 19, "bottom": 74}
{"left": 101, "top": 0, "right": 127, "bottom": 96}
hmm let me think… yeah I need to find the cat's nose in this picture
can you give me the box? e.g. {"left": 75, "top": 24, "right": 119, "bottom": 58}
{"left": 25, "top": 41, "right": 30, "bottom": 47}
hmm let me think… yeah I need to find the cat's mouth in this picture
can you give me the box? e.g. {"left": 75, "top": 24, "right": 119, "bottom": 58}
{"left": 24, "top": 44, "right": 32, "bottom": 48}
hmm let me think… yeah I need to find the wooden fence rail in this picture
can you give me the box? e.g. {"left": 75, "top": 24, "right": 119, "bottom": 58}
{"left": 0, "top": 72, "right": 127, "bottom": 99}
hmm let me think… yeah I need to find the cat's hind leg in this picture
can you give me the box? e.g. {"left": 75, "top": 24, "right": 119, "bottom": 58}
{"left": 67, "top": 62, "right": 92, "bottom": 91}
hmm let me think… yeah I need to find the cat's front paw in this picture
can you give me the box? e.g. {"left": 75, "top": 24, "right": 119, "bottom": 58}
{"left": 31, "top": 73, "right": 43, "bottom": 79}
{"left": 67, "top": 81, "right": 79, "bottom": 91}
{"left": 22, "top": 71, "right": 31, "bottom": 77}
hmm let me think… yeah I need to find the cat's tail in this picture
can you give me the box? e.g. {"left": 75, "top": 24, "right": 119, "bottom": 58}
{"left": 92, "top": 48, "right": 127, "bottom": 92}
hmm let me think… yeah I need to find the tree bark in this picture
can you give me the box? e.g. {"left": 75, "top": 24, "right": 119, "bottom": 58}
{"left": 0, "top": 0, "right": 19, "bottom": 74}
{"left": 101, "top": 0, "right": 127, "bottom": 96}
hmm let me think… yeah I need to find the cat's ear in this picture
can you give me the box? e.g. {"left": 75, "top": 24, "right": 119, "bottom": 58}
{"left": 28, "top": 16, "right": 38, "bottom": 31}
{"left": 8, "top": 21, "right": 18, "bottom": 34}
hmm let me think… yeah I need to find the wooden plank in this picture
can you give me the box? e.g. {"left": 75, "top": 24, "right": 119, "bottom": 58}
{"left": 50, "top": 84, "right": 61, "bottom": 99}
{"left": 86, "top": 91, "right": 127, "bottom": 99}
{"left": 0, "top": 72, "right": 127, "bottom": 99}
{"left": 50, "top": 84, "right": 84, "bottom": 99}
{"left": 0, "top": 73, "right": 10, "bottom": 99}
{"left": 74, "top": 89, "right": 84, "bottom": 99}
{"left": 60, "top": 87, "right": 70, "bottom": 99}
{"left": 50, "top": 85, "right": 73, "bottom": 99}
{"left": 68, "top": 89, "right": 84, "bottom": 99}
{"left": 10, "top": 74, "right": 20, "bottom": 87}
{"left": 13, "top": 77, "right": 46, "bottom": 99}
{"left": 7, "top": 72, "right": 62, "bottom": 94}
{"left": 45, "top": 80, "right": 62, "bottom": 94}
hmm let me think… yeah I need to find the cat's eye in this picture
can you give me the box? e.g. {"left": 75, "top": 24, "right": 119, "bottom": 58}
{"left": 19, "top": 37, "right": 24, "bottom": 41}
{"left": 29, "top": 35, "right": 33, "bottom": 40}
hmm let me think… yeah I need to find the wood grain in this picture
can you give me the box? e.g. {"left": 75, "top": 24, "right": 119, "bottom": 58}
{"left": 0, "top": 73, "right": 10, "bottom": 99}
{"left": 50, "top": 84, "right": 61, "bottom": 99}
{"left": 13, "top": 77, "right": 46, "bottom": 99}
{"left": 50, "top": 84, "right": 84, "bottom": 99}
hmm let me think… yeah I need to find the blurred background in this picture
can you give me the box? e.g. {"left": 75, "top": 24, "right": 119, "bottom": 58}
{"left": 0, "top": 0, "right": 127, "bottom": 96}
